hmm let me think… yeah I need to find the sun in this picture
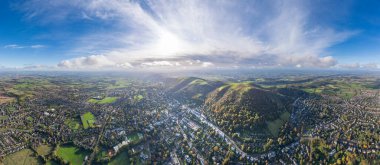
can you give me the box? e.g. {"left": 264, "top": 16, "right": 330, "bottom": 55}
{"left": 154, "top": 30, "right": 184, "bottom": 56}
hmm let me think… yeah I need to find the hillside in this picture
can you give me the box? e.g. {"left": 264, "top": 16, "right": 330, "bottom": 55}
{"left": 168, "top": 77, "right": 223, "bottom": 103}
{"left": 204, "top": 82, "right": 292, "bottom": 137}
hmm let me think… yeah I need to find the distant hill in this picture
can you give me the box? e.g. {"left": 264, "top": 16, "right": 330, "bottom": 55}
{"left": 168, "top": 77, "right": 223, "bottom": 103}
{"left": 203, "top": 82, "right": 292, "bottom": 136}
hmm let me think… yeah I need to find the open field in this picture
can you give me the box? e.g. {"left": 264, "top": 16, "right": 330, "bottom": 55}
{"left": 65, "top": 118, "right": 81, "bottom": 130}
{"left": 134, "top": 94, "right": 144, "bottom": 102}
{"left": 108, "top": 149, "right": 130, "bottom": 165}
{"left": 128, "top": 133, "right": 143, "bottom": 144}
{"left": 0, "top": 96, "right": 15, "bottom": 104}
{"left": 2, "top": 149, "right": 41, "bottom": 165}
{"left": 36, "top": 144, "right": 53, "bottom": 156}
{"left": 88, "top": 97, "right": 118, "bottom": 104}
{"left": 0, "top": 116, "right": 8, "bottom": 120}
{"left": 107, "top": 80, "right": 130, "bottom": 89}
{"left": 81, "top": 112, "right": 96, "bottom": 129}
{"left": 55, "top": 144, "right": 89, "bottom": 165}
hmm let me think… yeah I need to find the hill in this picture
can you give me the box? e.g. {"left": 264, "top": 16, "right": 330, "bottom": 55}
{"left": 168, "top": 77, "right": 223, "bottom": 103}
{"left": 204, "top": 82, "right": 292, "bottom": 137}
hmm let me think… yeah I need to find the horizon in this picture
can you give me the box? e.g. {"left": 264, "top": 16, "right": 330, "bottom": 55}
{"left": 1, "top": 0, "right": 380, "bottom": 70}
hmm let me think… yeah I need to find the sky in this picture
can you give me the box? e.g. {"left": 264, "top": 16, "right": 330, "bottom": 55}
{"left": 0, "top": 0, "right": 380, "bottom": 70}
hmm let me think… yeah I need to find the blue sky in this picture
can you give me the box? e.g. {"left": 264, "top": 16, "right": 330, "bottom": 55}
{"left": 0, "top": 0, "right": 379, "bottom": 70}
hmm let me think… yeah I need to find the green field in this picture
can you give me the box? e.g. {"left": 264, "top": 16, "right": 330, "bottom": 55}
{"left": 2, "top": 149, "right": 41, "bottom": 165}
{"left": 81, "top": 112, "right": 96, "bottom": 129}
{"left": 189, "top": 79, "right": 209, "bottom": 85}
{"left": 0, "top": 116, "right": 8, "bottom": 120}
{"left": 128, "top": 133, "right": 144, "bottom": 144}
{"left": 108, "top": 149, "right": 130, "bottom": 165}
{"left": 266, "top": 112, "right": 290, "bottom": 137}
{"left": 65, "top": 118, "right": 81, "bottom": 130}
{"left": 36, "top": 144, "right": 53, "bottom": 156}
{"left": 88, "top": 97, "right": 118, "bottom": 104}
{"left": 107, "top": 80, "right": 130, "bottom": 89}
{"left": 45, "top": 160, "right": 60, "bottom": 165}
{"left": 95, "top": 149, "right": 109, "bottom": 162}
{"left": 55, "top": 144, "right": 89, "bottom": 165}
{"left": 300, "top": 80, "right": 367, "bottom": 99}
{"left": 133, "top": 95, "right": 144, "bottom": 102}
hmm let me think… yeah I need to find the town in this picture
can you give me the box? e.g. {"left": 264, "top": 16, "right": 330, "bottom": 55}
{"left": 0, "top": 72, "right": 379, "bottom": 164}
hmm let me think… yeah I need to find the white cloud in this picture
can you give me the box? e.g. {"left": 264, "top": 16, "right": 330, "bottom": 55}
{"left": 19, "top": 0, "right": 356, "bottom": 69}
{"left": 116, "top": 62, "right": 133, "bottom": 69}
{"left": 141, "top": 61, "right": 174, "bottom": 67}
{"left": 30, "top": 44, "right": 45, "bottom": 48}
{"left": 58, "top": 55, "right": 115, "bottom": 68}
{"left": 339, "top": 63, "right": 379, "bottom": 69}
{"left": 4, "top": 44, "right": 45, "bottom": 49}
{"left": 201, "top": 62, "right": 214, "bottom": 67}
{"left": 4, "top": 44, "right": 24, "bottom": 49}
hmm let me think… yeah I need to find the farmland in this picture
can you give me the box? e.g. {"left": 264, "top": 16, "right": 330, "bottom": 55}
{"left": 80, "top": 112, "right": 96, "bottom": 129}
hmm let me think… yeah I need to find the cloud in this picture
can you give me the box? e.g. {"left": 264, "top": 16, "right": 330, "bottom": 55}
{"left": 30, "top": 44, "right": 45, "bottom": 48}
{"left": 201, "top": 62, "right": 214, "bottom": 67}
{"left": 58, "top": 55, "right": 115, "bottom": 68}
{"left": 18, "top": 0, "right": 356, "bottom": 69}
{"left": 339, "top": 63, "right": 379, "bottom": 69}
{"left": 3, "top": 44, "right": 46, "bottom": 49}
{"left": 141, "top": 61, "right": 173, "bottom": 67}
{"left": 4, "top": 44, "right": 24, "bottom": 49}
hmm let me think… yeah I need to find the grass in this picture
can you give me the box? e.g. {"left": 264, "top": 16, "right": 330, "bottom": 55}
{"left": 0, "top": 96, "right": 15, "bottom": 104}
{"left": 128, "top": 133, "right": 143, "bottom": 144}
{"left": 88, "top": 97, "right": 118, "bottom": 104}
{"left": 36, "top": 144, "right": 53, "bottom": 156}
{"left": 108, "top": 149, "right": 130, "bottom": 165}
{"left": 26, "top": 116, "right": 33, "bottom": 122}
{"left": 266, "top": 112, "right": 290, "bottom": 137}
{"left": 2, "top": 149, "right": 41, "bottom": 165}
{"left": 192, "top": 93, "right": 203, "bottom": 99}
{"left": 189, "top": 79, "right": 209, "bottom": 85}
{"left": 107, "top": 80, "right": 130, "bottom": 89}
{"left": 81, "top": 112, "right": 96, "bottom": 129}
{"left": 300, "top": 80, "right": 367, "bottom": 99}
{"left": 55, "top": 144, "right": 89, "bottom": 165}
{"left": 0, "top": 116, "right": 8, "bottom": 120}
{"left": 133, "top": 95, "right": 144, "bottom": 102}
{"left": 45, "top": 160, "right": 60, "bottom": 165}
{"left": 217, "top": 82, "right": 254, "bottom": 94}
{"left": 95, "top": 149, "right": 109, "bottom": 162}
{"left": 65, "top": 118, "right": 81, "bottom": 130}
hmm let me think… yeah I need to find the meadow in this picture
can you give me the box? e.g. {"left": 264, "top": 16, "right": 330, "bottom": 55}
{"left": 55, "top": 144, "right": 89, "bottom": 165}
{"left": 88, "top": 97, "right": 118, "bottom": 104}
{"left": 2, "top": 149, "right": 41, "bottom": 165}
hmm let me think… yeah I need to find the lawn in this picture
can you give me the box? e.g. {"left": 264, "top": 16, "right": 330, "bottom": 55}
{"left": 0, "top": 115, "right": 8, "bottom": 120}
{"left": 2, "top": 149, "right": 41, "bottom": 165}
{"left": 36, "top": 144, "right": 53, "bottom": 156}
{"left": 266, "top": 112, "right": 290, "bottom": 137}
{"left": 81, "top": 112, "right": 96, "bottom": 129}
{"left": 133, "top": 95, "right": 144, "bottom": 102}
{"left": 108, "top": 149, "right": 130, "bottom": 165}
{"left": 88, "top": 97, "right": 118, "bottom": 104}
{"left": 128, "top": 133, "right": 144, "bottom": 144}
{"left": 55, "top": 144, "right": 89, "bottom": 165}
{"left": 65, "top": 118, "right": 81, "bottom": 130}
